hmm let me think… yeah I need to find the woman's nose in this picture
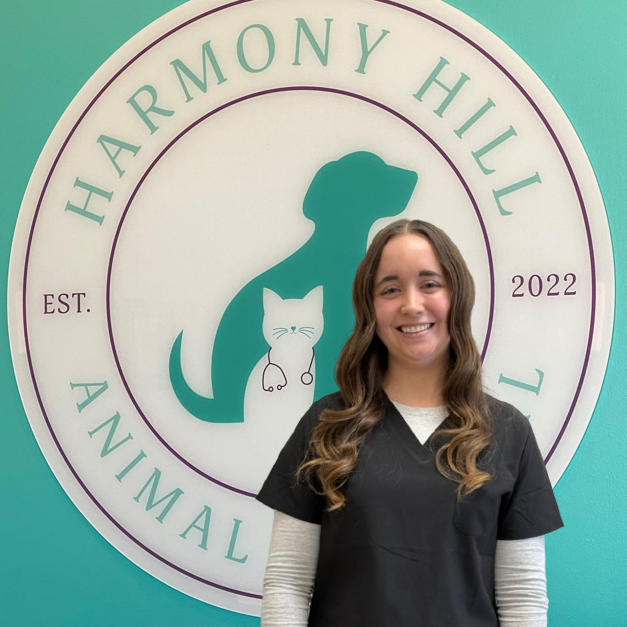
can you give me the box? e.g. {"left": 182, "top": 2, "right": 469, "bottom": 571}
{"left": 401, "top": 289, "right": 425, "bottom": 314}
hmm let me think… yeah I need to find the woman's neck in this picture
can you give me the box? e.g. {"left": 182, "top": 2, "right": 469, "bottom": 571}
{"left": 382, "top": 363, "right": 447, "bottom": 407}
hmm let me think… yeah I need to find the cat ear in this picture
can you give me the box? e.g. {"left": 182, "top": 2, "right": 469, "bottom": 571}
{"left": 263, "top": 288, "right": 283, "bottom": 311}
{"left": 304, "top": 285, "right": 323, "bottom": 306}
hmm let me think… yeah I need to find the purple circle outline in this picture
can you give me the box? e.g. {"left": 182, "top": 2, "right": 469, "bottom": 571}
{"left": 107, "top": 86, "right": 495, "bottom": 498}
{"left": 19, "top": 0, "right": 597, "bottom": 597}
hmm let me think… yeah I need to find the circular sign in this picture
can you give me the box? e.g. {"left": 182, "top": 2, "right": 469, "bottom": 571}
{"left": 8, "top": 0, "right": 613, "bottom": 615}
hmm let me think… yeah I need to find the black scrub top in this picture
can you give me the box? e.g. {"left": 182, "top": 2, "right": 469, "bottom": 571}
{"left": 257, "top": 392, "right": 564, "bottom": 627}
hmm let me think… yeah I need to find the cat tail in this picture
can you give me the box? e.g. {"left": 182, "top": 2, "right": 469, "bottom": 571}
{"left": 169, "top": 331, "right": 244, "bottom": 423}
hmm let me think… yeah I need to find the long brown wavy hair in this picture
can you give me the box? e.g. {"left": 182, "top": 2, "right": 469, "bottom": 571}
{"left": 297, "top": 219, "right": 493, "bottom": 511}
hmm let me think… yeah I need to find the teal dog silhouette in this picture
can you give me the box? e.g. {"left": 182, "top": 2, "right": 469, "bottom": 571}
{"left": 169, "top": 151, "right": 418, "bottom": 422}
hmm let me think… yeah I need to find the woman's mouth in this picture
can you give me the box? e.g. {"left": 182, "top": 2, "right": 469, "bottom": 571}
{"left": 398, "top": 323, "right": 433, "bottom": 335}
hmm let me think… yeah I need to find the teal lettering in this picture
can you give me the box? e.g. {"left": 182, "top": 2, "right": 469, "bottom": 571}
{"left": 64, "top": 179, "right": 112, "bottom": 225}
{"left": 293, "top": 18, "right": 333, "bottom": 67}
{"left": 454, "top": 98, "right": 496, "bottom": 138}
{"left": 170, "top": 40, "right": 227, "bottom": 103}
{"left": 237, "top": 24, "right": 275, "bottom": 73}
{"left": 88, "top": 412, "right": 132, "bottom": 458}
{"left": 180, "top": 506, "right": 212, "bottom": 550}
{"left": 96, "top": 135, "right": 141, "bottom": 178}
{"left": 116, "top": 450, "right": 147, "bottom": 482}
{"left": 225, "top": 518, "right": 248, "bottom": 564}
{"left": 472, "top": 126, "right": 517, "bottom": 175}
{"left": 493, "top": 172, "right": 542, "bottom": 216}
{"left": 355, "top": 23, "right": 390, "bottom": 75}
{"left": 126, "top": 85, "right": 175, "bottom": 134}
{"left": 498, "top": 368, "right": 544, "bottom": 395}
{"left": 134, "top": 468, "right": 184, "bottom": 523}
{"left": 70, "top": 381, "right": 109, "bottom": 413}
{"left": 413, "top": 57, "right": 470, "bottom": 118}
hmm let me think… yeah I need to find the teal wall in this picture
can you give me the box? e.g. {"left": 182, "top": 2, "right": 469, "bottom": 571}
{"left": 1, "top": 1, "right": 625, "bottom": 625}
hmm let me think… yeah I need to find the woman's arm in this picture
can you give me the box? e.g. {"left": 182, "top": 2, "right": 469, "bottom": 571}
{"left": 495, "top": 535, "right": 548, "bottom": 627}
{"left": 261, "top": 510, "right": 321, "bottom": 627}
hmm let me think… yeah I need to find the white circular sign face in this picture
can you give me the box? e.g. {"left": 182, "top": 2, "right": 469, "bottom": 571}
{"left": 8, "top": 0, "right": 614, "bottom": 615}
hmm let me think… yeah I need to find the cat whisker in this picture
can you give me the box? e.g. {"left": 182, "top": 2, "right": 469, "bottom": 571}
{"left": 272, "top": 328, "right": 288, "bottom": 335}
{"left": 274, "top": 331, "right": 288, "bottom": 339}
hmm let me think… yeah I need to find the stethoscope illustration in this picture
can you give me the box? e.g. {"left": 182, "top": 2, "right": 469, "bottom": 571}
{"left": 262, "top": 347, "right": 315, "bottom": 392}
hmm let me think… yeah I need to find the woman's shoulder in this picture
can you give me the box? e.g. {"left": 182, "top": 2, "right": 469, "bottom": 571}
{"left": 284, "top": 393, "right": 346, "bottom": 459}
{"left": 485, "top": 394, "right": 532, "bottom": 441}
{"left": 296, "top": 392, "right": 346, "bottom": 429}
{"left": 305, "top": 391, "right": 346, "bottom": 419}
{"left": 482, "top": 395, "right": 539, "bottom": 475}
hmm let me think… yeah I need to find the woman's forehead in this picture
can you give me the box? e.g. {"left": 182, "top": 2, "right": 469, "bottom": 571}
{"left": 376, "top": 234, "right": 441, "bottom": 274}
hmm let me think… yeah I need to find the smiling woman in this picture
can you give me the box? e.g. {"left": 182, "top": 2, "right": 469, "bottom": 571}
{"left": 256, "top": 219, "right": 564, "bottom": 626}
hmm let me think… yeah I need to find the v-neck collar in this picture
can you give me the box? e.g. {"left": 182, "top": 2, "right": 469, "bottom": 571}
{"left": 382, "top": 392, "right": 455, "bottom": 456}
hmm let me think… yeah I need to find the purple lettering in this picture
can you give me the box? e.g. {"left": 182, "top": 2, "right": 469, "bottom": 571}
{"left": 44, "top": 294, "right": 55, "bottom": 314}
{"left": 57, "top": 293, "right": 70, "bottom": 314}
{"left": 72, "top": 292, "right": 86, "bottom": 313}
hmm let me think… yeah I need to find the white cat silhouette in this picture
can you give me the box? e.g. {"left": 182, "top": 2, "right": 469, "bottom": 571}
{"left": 239, "top": 285, "right": 324, "bottom": 490}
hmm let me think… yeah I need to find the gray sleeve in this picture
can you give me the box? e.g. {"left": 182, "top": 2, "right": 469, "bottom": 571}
{"left": 495, "top": 535, "right": 548, "bottom": 627}
{"left": 261, "top": 510, "right": 321, "bottom": 627}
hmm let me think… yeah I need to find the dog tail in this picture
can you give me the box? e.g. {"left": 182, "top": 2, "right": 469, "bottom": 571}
{"left": 169, "top": 331, "right": 244, "bottom": 423}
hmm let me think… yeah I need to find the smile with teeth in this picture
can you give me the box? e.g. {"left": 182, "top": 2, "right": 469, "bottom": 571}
{"left": 399, "top": 323, "right": 433, "bottom": 333}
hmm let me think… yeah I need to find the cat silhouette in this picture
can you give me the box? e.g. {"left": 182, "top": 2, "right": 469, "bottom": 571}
{"left": 232, "top": 286, "right": 324, "bottom": 482}
{"left": 258, "top": 286, "right": 323, "bottom": 394}
{"left": 169, "top": 151, "right": 418, "bottom": 422}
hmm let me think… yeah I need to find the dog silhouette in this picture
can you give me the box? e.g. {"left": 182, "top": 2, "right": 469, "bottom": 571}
{"left": 169, "top": 151, "right": 418, "bottom": 422}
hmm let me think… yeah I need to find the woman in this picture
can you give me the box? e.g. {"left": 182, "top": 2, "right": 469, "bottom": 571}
{"left": 256, "top": 219, "right": 563, "bottom": 626}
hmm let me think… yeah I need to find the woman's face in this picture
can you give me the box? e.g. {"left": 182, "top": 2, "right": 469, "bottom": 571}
{"left": 373, "top": 233, "right": 451, "bottom": 376}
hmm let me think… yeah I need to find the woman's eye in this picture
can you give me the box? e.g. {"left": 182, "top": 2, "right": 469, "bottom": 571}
{"left": 382, "top": 287, "right": 399, "bottom": 295}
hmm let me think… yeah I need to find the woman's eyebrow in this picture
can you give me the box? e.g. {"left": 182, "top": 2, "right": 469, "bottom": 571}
{"left": 376, "top": 274, "right": 398, "bottom": 287}
{"left": 376, "top": 270, "right": 443, "bottom": 287}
